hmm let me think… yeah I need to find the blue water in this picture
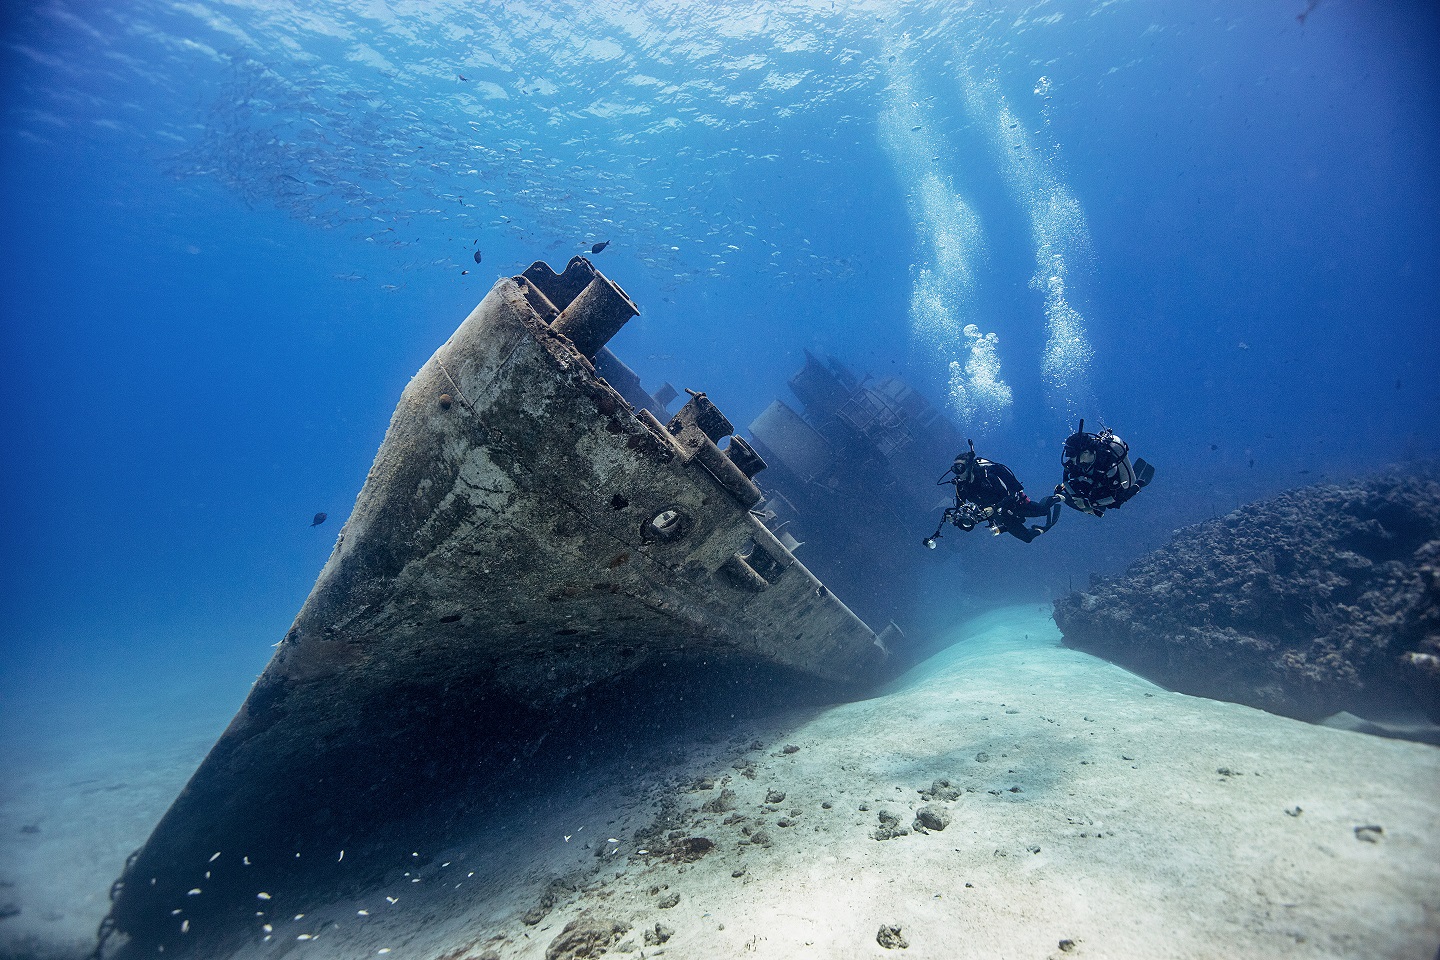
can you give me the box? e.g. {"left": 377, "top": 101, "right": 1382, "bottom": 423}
{"left": 1, "top": 0, "right": 1437, "bottom": 759}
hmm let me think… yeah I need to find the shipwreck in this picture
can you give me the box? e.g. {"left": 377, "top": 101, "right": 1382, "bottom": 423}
{"left": 747, "top": 352, "right": 964, "bottom": 636}
{"left": 98, "top": 257, "right": 897, "bottom": 956}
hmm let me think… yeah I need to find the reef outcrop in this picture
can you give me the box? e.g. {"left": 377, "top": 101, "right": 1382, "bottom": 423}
{"left": 1053, "top": 468, "right": 1440, "bottom": 729}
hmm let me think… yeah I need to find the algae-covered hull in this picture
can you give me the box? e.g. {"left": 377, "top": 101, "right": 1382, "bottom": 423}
{"left": 100, "top": 258, "right": 891, "bottom": 956}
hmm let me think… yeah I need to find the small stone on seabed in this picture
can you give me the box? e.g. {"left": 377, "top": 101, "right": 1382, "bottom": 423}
{"left": 914, "top": 805, "right": 951, "bottom": 832}
{"left": 877, "top": 924, "right": 908, "bottom": 949}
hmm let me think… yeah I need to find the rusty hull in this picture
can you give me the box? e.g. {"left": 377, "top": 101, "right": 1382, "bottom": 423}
{"left": 102, "top": 258, "right": 889, "bottom": 955}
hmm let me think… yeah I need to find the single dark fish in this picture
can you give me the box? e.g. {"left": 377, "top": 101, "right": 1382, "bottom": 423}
{"left": 311, "top": 512, "right": 328, "bottom": 527}
{"left": 473, "top": 250, "right": 482, "bottom": 263}
{"left": 590, "top": 241, "right": 609, "bottom": 254}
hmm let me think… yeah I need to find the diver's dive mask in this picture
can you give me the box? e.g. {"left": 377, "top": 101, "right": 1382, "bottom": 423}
{"left": 953, "top": 440, "right": 978, "bottom": 481}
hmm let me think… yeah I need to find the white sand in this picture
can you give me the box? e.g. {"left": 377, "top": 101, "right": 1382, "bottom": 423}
{"left": 4, "top": 606, "right": 1438, "bottom": 959}
{"left": 0, "top": 670, "right": 245, "bottom": 958}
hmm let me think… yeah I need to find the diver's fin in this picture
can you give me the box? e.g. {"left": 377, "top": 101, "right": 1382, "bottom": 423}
{"left": 1134, "top": 458, "right": 1156, "bottom": 487}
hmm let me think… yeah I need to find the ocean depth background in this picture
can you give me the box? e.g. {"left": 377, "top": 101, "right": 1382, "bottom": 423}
{"left": 1, "top": 0, "right": 1437, "bottom": 750}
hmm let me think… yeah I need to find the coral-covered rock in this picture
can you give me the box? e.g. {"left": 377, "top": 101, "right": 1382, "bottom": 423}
{"left": 1053, "top": 469, "right": 1440, "bottom": 727}
{"left": 545, "top": 915, "right": 629, "bottom": 960}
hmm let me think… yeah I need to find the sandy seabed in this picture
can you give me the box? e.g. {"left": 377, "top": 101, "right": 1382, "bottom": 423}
{"left": 3, "top": 606, "right": 1438, "bottom": 960}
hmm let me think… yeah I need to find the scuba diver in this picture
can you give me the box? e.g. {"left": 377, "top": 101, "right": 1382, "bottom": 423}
{"left": 1055, "top": 419, "right": 1155, "bottom": 516}
{"left": 924, "top": 440, "right": 1061, "bottom": 547}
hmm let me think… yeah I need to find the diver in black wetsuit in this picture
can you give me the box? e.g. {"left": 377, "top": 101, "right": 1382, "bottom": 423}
{"left": 1055, "top": 419, "right": 1155, "bottom": 516}
{"left": 924, "top": 441, "right": 1061, "bottom": 546}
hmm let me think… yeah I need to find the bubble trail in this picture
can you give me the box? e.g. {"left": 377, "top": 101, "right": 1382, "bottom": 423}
{"left": 879, "top": 37, "right": 1012, "bottom": 433}
{"left": 962, "top": 70, "right": 1096, "bottom": 425}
